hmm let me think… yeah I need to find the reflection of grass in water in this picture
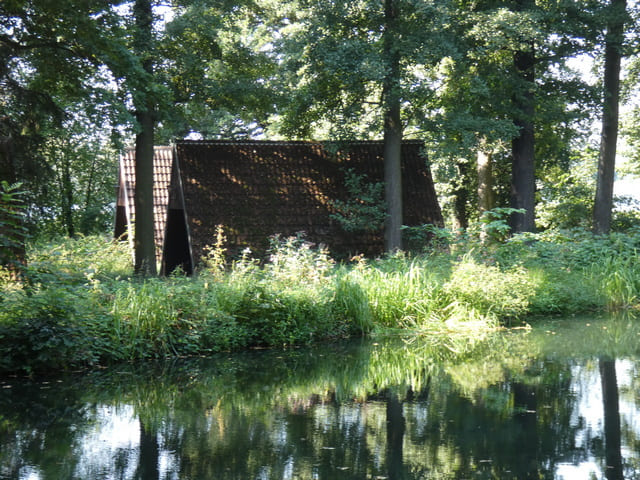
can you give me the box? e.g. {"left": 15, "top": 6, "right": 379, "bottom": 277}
{"left": 27, "top": 330, "right": 531, "bottom": 420}
{"left": 1, "top": 319, "right": 606, "bottom": 478}
{"left": 0, "top": 328, "right": 605, "bottom": 480}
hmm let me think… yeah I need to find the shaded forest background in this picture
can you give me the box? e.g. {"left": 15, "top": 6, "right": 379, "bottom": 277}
{"left": 2, "top": 0, "right": 640, "bottom": 266}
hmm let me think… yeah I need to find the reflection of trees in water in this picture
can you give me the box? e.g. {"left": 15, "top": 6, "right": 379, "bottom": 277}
{"left": 136, "top": 421, "right": 159, "bottom": 480}
{"left": 386, "top": 391, "right": 406, "bottom": 480}
{"left": 4, "top": 321, "right": 640, "bottom": 479}
{"left": 600, "top": 357, "right": 623, "bottom": 480}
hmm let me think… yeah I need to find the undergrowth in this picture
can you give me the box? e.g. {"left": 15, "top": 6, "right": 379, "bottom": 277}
{"left": 1, "top": 227, "right": 639, "bottom": 375}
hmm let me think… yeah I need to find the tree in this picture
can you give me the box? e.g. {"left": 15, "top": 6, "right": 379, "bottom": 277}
{"left": 157, "top": 0, "right": 279, "bottom": 141}
{"left": 273, "top": 0, "right": 456, "bottom": 251}
{"left": 431, "top": 0, "right": 601, "bottom": 231}
{"left": 593, "top": 0, "right": 628, "bottom": 234}
{"left": 131, "top": 0, "right": 158, "bottom": 276}
{"left": 0, "top": 0, "right": 132, "bottom": 237}
{"left": 41, "top": 118, "right": 118, "bottom": 237}
{"left": 382, "top": 0, "right": 403, "bottom": 251}
{"left": 510, "top": 0, "right": 537, "bottom": 233}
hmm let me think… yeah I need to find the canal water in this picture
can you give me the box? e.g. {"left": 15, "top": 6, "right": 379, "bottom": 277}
{"left": 1, "top": 314, "right": 640, "bottom": 479}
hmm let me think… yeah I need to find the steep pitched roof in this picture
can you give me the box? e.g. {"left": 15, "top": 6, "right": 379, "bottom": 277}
{"left": 175, "top": 140, "right": 442, "bottom": 262}
{"left": 115, "top": 146, "right": 173, "bottom": 262}
{"left": 116, "top": 140, "right": 444, "bottom": 272}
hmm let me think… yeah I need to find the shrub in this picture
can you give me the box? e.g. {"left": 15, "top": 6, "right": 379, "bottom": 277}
{"left": 331, "top": 268, "right": 374, "bottom": 333}
{"left": 443, "top": 255, "right": 534, "bottom": 321}
{"left": 0, "top": 287, "right": 98, "bottom": 374}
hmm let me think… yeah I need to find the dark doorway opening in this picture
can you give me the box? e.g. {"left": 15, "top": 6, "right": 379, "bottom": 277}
{"left": 114, "top": 205, "right": 128, "bottom": 240}
{"left": 162, "top": 208, "right": 193, "bottom": 275}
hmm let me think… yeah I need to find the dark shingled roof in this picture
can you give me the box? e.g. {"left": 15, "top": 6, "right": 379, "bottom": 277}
{"left": 115, "top": 139, "right": 443, "bottom": 274}
{"left": 176, "top": 139, "right": 442, "bottom": 262}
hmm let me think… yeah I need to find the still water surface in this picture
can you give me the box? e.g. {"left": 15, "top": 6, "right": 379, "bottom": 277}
{"left": 2, "top": 315, "right": 640, "bottom": 479}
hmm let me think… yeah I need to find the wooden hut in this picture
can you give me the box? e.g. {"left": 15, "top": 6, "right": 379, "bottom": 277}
{"left": 115, "top": 140, "right": 443, "bottom": 275}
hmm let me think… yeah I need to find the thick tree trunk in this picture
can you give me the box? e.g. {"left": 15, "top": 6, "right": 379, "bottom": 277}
{"left": 134, "top": 110, "right": 156, "bottom": 275}
{"left": 476, "top": 141, "right": 494, "bottom": 214}
{"left": 510, "top": 46, "right": 536, "bottom": 233}
{"left": 383, "top": 0, "right": 403, "bottom": 252}
{"left": 593, "top": 0, "right": 626, "bottom": 234}
{"left": 453, "top": 160, "right": 469, "bottom": 230}
{"left": 384, "top": 99, "right": 403, "bottom": 251}
{"left": 133, "top": 0, "right": 157, "bottom": 276}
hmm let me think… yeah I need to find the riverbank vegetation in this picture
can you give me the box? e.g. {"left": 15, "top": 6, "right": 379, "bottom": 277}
{"left": 1, "top": 226, "right": 639, "bottom": 375}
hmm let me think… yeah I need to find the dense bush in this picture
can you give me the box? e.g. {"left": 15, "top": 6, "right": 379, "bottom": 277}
{"left": 1, "top": 228, "right": 640, "bottom": 375}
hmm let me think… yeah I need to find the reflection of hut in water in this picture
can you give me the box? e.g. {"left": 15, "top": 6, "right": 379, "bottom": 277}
{"left": 114, "top": 140, "right": 443, "bottom": 275}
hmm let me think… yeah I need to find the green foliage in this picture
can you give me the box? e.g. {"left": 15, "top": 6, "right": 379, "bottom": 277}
{"left": 330, "top": 169, "right": 387, "bottom": 233}
{"left": 36, "top": 127, "right": 119, "bottom": 237}
{"left": 332, "top": 267, "right": 375, "bottom": 333}
{"left": 25, "top": 235, "right": 132, "bottom": 285}
{"left": 536, "top": 158, "right": 596, "bottom": 230}
{"left": 1, "top": 0, "right": 130, "bottom": 238}
{"left": 264, "top": 234, "right": 335, "bottom": 287}
{"left": 479, "top": 207, "right": 525, "bottom": 243}
{"left": 0, "top": 286, "right": 104, "bottom": 374}
{"left": 590, "top": 252, "right": 640, "bottom": 309}
{"left": 0, "top": 181, "right": 28, "bottom": 269}
{"left": 201, "top": 224, "right": 228, "bottom": 276}
{"left": 352, "top": 254, "right": 449, "bottom": 329}
{"left": 402, "top": 223, "right": 455, "bottom": 252}
{"left": 612, "top": 202, "right": 640, "bottom": 231}
{"left": 443, "top": 255, "right": 534, "bottom": 321}
{"left": 3, "top": 229, "right": 640, "bottom": 375}
{"left": 403, "top": 207, "right": 524, "bottom": 254}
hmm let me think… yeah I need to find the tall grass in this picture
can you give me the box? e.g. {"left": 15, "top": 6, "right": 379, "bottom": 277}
{"left": 590, "top": 252, "right": 640, "bottom": 309}
{"left": 2, "top": 229, "right": 640, "bottom": 374}
{"left": 351, "top": 255, "right": 447, "bottom": 328}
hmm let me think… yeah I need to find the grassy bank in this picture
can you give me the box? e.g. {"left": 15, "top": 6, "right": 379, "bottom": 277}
{"left": 1, "top": 229, "right": 639, "bottom": 375}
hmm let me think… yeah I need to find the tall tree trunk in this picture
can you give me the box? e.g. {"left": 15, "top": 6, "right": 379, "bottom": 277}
{"left": 599, "top": 358, "right": 623, "bottom": 480}
{"left": 133, "top": 0, "right": 157, "bottom": 276}
{"left": 453, "top": 160, "right": 469, "bottom": 230}
{"left": 383, "top": 0, "right": 403, "bottom": 252}
{"left": 476, "top": 140, "right": 494, "bottom": 214}
{"left": 593, "top": 0, "right": 626, "bottom": 234}
{"left": 510, "top": 45, "right": 536, "bottom": 233}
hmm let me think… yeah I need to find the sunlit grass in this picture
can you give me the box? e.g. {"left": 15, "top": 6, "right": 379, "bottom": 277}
{"left": 2, "top": 229, "right": 640, "bottom": 374}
